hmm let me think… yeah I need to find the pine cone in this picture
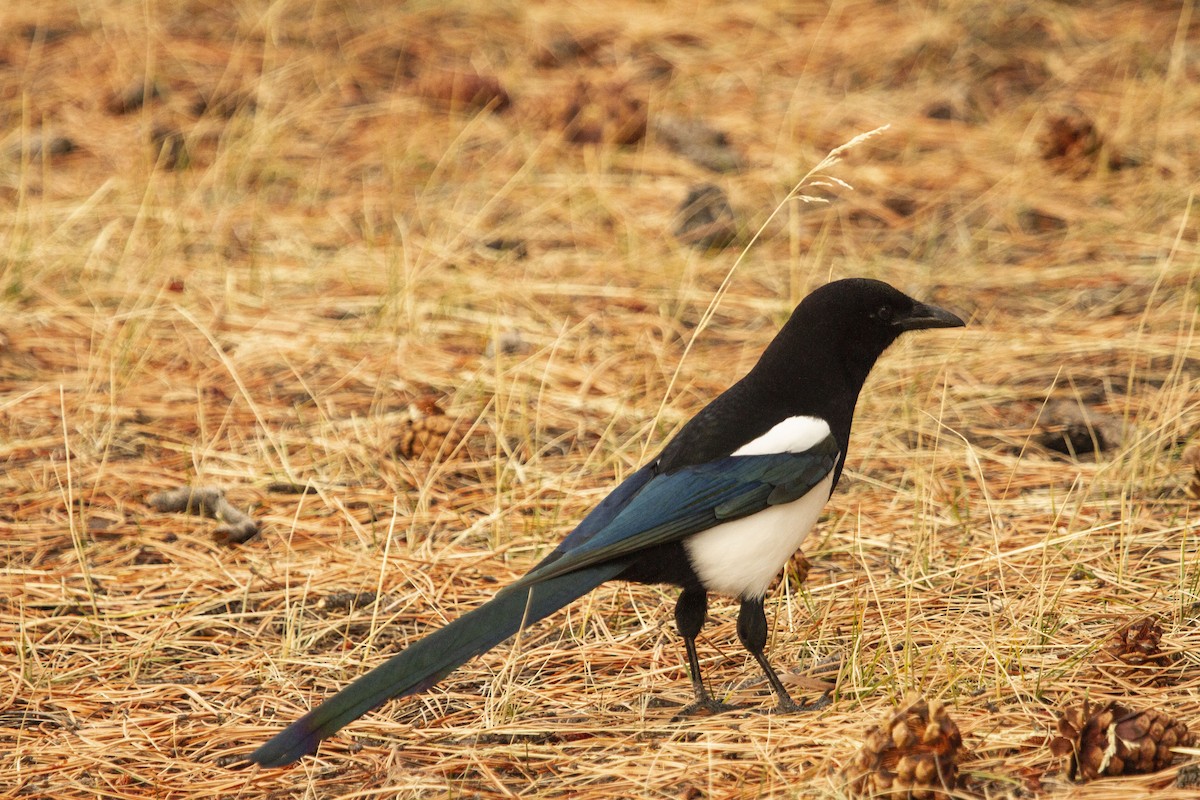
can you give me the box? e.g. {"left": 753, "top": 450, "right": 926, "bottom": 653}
{"left": 560, "top": 77, "right": 648, "bottom": 145}
{"left": 394, "top": 397, "right": 483, "bottom": 460}
{"left": 396, "top": 414, "right": 479, "bottom": 460}
{"left": 1050, "top": 699, "right": 1194, "bottom": 781}
{"left": 1095, "top": 616, "right": 1175, "bottom": 684}
{"left": 1039, "top": 111, "right": 1099, "bottom": 157}
{"left": 844, "top": 694, "right": 963, "bottom": 799}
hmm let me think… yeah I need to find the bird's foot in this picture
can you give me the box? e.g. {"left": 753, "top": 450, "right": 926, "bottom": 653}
{"left": 767, "top": 692, "right": 832, "bottom": 715}
{"left": 672, "top": 698, "right": 739, "bottom": 720}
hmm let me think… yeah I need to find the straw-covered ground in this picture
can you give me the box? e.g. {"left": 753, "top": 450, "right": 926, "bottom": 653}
{"left": 2, "top": 1, "right": 1199, "bottom": 798}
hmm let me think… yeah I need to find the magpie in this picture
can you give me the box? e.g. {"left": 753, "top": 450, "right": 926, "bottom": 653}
{"left": 248, "top": 277, "right": 963, "bottom": 767}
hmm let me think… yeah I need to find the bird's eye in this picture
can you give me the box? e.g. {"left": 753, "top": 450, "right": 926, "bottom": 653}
{"left": 876, "top": 305, "right": 893, "bottom": 322}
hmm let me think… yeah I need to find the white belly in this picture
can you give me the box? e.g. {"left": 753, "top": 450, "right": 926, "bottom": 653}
{"left": 684, "top": 471, "right": 834, "bottom": 599}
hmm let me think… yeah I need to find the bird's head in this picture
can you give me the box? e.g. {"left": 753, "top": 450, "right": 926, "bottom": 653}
{"left": 760, "top": 278, "right": 965, "bottom": 394}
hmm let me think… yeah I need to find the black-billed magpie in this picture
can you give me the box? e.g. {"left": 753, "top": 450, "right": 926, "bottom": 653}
{"left": 248, "top": 278, "right": 963, "bottom": 767}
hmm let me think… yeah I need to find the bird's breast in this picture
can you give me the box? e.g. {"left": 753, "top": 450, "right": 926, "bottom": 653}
{"left": 683, "top": 471, "right": 834, "bottom": 600}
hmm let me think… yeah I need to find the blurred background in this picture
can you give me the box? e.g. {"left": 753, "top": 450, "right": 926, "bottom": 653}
{"left": 2, "top": 1, "right": 1198, "bottom": 797}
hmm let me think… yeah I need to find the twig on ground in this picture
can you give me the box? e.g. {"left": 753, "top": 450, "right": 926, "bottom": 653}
{"left": 148, "top": 486, "right": 260, "bottom": 544}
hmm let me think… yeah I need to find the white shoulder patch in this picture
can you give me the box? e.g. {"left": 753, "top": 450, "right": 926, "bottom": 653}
{"left": 731, "top": 415, "right": 831, "bottom": 456}
{"left": 685, "top": 471, "right": 835, "bottom": 599}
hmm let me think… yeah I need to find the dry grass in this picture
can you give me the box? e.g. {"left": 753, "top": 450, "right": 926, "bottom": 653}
{"left": 2, "top": 1, "right": 1199, "bottom": 798}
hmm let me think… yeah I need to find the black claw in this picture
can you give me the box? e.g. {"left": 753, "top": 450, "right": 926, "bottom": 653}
{"left": 768, "top": 692, "right": 832, "bottom": 715}
{"left": 672, "top": 698, "right": 740, "bottom": 720}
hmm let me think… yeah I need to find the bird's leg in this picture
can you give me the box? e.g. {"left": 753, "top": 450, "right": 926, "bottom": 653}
{"left": 673, "top": 587, "right": 736, "bottom": 716}
{"left": 737, "top": 597, "right": 829, "bottom": 714}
